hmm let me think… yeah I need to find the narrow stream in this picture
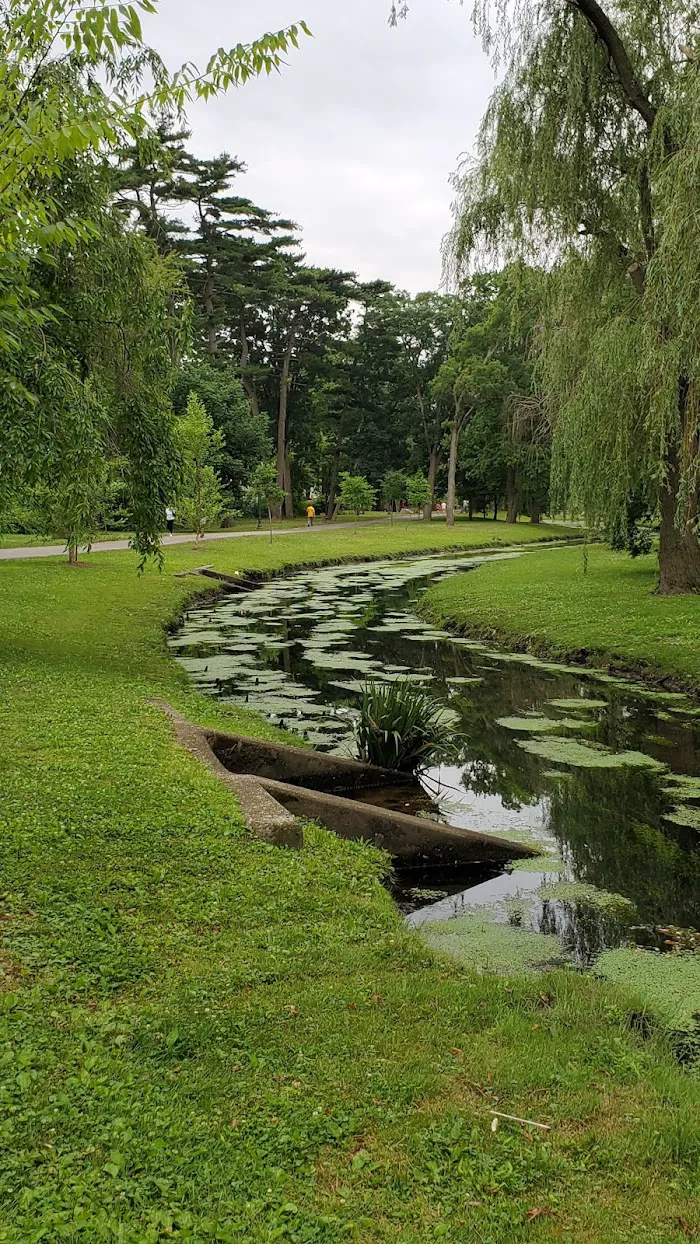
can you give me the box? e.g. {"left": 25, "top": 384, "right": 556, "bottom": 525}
{"left": 170, "top": 550, "right": 700, "bottom": 973}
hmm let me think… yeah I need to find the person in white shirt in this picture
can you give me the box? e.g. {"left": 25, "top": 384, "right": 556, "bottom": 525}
{"left": 165, "top": 507, "right": 175, "bottom": 536}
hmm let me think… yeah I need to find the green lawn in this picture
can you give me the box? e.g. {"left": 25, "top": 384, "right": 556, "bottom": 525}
{"left": 1, "top": 523, "right": 699, "bottom": 1242}
{"left": 424, "top": 543, "right": 700, "bottom": 693}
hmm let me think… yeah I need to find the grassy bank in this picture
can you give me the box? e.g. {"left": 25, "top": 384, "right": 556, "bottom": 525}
{"left": 1, "top": 523, "right": 699, "bottom": 1242}
{"left": 424, "top": 543, "right": 700, "bottom": 694}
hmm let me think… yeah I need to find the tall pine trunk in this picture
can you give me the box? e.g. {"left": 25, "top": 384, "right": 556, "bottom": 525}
{"left": 203, "top": 267, "right": 217, "bottom": 357}
{"left": 326, "top": 439, "right": 342, "bottom": 521}
{"left": 276, "top": 349, "right": 293, "bottom": 519}
{"left": 239, "top": 318, "right": 261, "bottom": 420}
{"left": 283, "top": 447, "right": 293, "bottom": 519}
{"left": 530, "top": 500, "right": 541, "bottom": 525}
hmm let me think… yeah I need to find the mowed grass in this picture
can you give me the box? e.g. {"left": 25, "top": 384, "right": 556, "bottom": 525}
{"left": 1, "top": 522, "right": 699, "bottom": 1243}
{"left": 425, "top": 543, "right": 700, "bottom": 691}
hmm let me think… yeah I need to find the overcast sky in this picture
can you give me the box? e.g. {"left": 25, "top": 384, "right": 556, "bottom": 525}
{"left": 147, "top": 1, "right": 495, "bottom": 293}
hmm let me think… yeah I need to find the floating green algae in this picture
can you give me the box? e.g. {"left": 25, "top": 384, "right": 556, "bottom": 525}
{"left": 419, "top": 915, "right": 568, "bottom": 975}
{"left": 538, "top": 881, "right": 635, "bottom": 914}
{"left": 517, "top": 736, "right": 667, "bottom": 771}
{"left": 595, "top": 948, "right": 700, "bottom": 1032}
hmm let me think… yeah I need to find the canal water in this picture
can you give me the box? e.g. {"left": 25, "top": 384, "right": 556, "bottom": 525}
{"left": 170, "top": 550, "right": 700, "bottom": 973}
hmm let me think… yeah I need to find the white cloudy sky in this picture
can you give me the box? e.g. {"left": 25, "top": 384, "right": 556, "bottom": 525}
{"left": 147, "top": 1, "right": 495, "bottom": 293}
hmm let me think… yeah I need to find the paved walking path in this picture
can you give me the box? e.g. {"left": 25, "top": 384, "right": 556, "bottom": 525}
{"left": 0, "top": 517, "right": 416, "bottom": 561}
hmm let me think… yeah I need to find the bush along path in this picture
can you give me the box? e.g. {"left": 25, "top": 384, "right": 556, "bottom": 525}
{"left": 423, "top": 542, "right": 700, "bottom": 698}
{"left": 1, "top": 525, "right": 699, "bottom": 1242}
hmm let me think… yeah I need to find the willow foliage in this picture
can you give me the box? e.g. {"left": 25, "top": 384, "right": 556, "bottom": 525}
{"left": 448, "top": 0, "right": 700, "bottom": 588}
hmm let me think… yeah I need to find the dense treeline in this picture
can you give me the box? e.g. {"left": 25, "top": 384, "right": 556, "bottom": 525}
{"left": 0, "top": 6, "right": 548, "bottom": 557}
{"left": 109, "top": 124, "right": 550, "bottom": 530}
{"left": 7, "top": 0, "right": 698, "bottom": 592}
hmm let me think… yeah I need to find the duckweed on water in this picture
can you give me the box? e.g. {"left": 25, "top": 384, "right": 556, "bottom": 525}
{"left": 596, "top": 948, "right": 700, "bottom": 1032}
{"left": 508, "top": 853, "right": 564, "bottom": 873}
{"left": 420, "top": 915, "right": 567, "bottom": 974}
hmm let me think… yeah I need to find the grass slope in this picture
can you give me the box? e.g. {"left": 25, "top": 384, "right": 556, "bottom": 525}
{"left": 424, "top": 543, "right": 700, "bottom": 691}
{"left": 1, "top": 523, "right": 699, "bottom": 1243}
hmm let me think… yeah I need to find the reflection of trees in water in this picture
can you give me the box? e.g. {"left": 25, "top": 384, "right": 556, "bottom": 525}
{"left": 536, "top": 898, "right": 629, "bottom": 967}
{"left": 546, "top": 771, "right": 700, "bottom": 927}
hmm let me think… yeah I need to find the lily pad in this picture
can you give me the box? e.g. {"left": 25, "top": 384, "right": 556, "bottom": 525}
{"left": 547, "top": 698, "right": 608, "bottom": 712}
{"left": 517, "top": 736, "right": 667, "bottom": 771}
{"left": 663, "top": 805, "right": 700, "bottom": 831}
{"left": 497, "top": 715, "right": 594, "bottom": 734}
{"left": 663, "top": 775, "right": 700, "bottom": 799}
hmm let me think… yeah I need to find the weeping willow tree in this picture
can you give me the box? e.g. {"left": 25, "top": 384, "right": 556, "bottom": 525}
{"left": 445, "top": 0, "right": 700, "bottom": 593}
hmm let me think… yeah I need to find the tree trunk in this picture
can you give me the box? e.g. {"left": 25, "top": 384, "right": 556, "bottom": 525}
{"left": 658, "top": 446, "right": 700, "bottom": 594}
{"left": 493, "top": 498, "right": 498, "bottom": 521}
{"left": 424, "top": 447, "right": 440, "bottom": 520}
{"left": 530, "top": 500, "right": 541, "bottom": 525}
{"left": 326, "top": 424, "right": 344, "bottom": 521}
{"left": 67, "top": 541, "right": 78, "bottom": 565}
{"left": 506, "top": 467, "right": 519, "bottom": 524}
{"left": 239, "top": 317, "right": 261, "bottom": 420}
{"left": 283, "top": 447, "right": 293, "bottom": 519}
{"left": 446, "top": 417, "right": 460, "bottom": 528}
{"left": 203, "top": 267, "right": 217, "bottom": 357}
{"left": 468, "top": 498, "right": 474, "bottom": 520}
{"left": 276, "top": 349, "right": 293, "bottom": 519}
{"left": 326, "top": 452, "right": 340, "bottom": 521}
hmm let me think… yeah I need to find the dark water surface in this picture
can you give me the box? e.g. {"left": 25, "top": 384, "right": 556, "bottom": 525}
{"left": 170, "top": 551, "right": 700, "bottom": 968}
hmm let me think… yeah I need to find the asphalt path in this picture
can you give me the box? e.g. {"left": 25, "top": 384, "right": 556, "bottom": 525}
{"left": 0, "top": 516, "right": 418, "bottom": 561}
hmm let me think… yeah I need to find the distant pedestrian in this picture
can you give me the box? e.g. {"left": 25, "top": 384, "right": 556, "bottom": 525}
{"left": 306, "top": 504, "right": 316, "bottom": 527}
{"left": 165, "top": 506, "right": 175, "bottom": 536}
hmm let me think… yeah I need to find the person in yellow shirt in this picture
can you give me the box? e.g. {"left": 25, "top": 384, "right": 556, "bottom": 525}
{"left": 306, "top": 503, "right": 316, "bottom": 527}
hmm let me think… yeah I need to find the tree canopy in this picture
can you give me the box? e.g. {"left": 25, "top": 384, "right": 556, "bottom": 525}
{"left": 447, "top": 0, "right": 700, "bottom": 591}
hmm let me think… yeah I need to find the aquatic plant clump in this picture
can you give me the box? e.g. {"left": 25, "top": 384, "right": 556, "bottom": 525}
{"left": 353, "top": 679, "right": 455, "bottom": 771}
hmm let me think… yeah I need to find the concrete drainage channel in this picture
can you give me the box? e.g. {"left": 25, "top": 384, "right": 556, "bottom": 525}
{"left": 154, "top": 701, "right": 536, "bottom": 867}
